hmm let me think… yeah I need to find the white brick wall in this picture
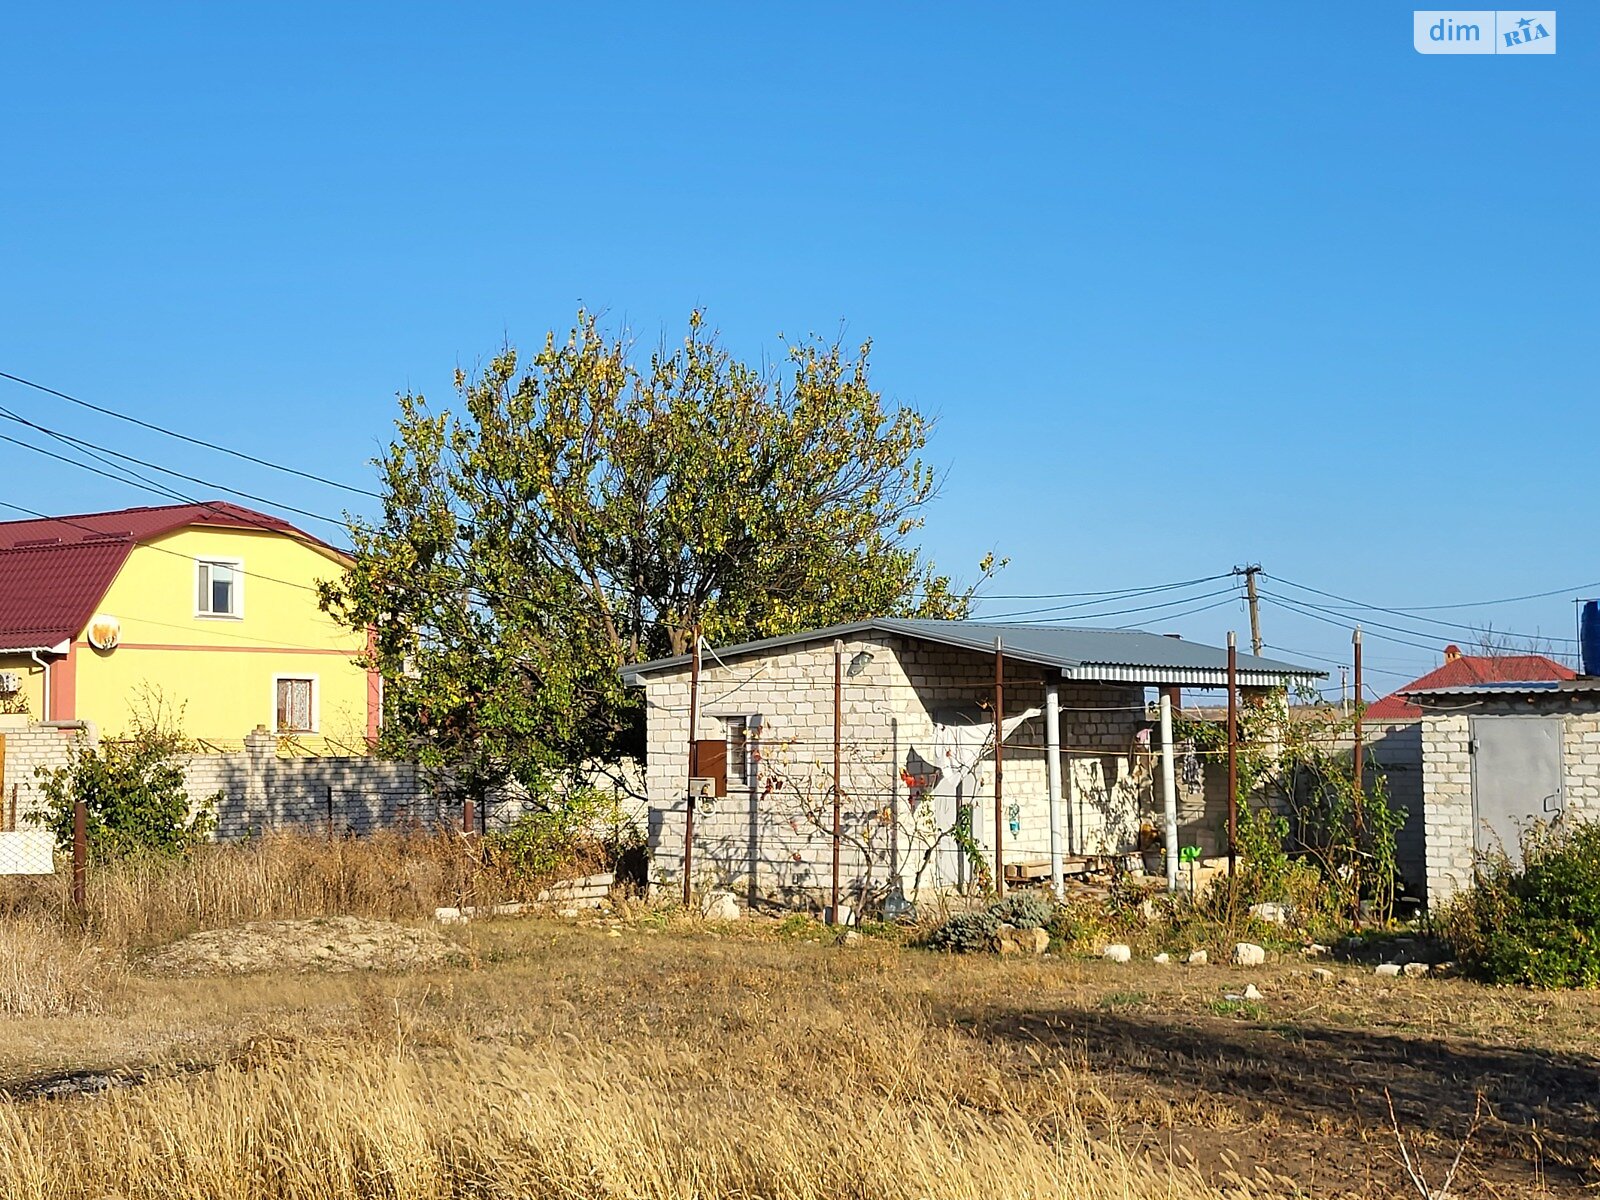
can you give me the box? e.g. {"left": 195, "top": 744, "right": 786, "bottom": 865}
{"left": 638, "top": 634, "right": 1159, "bottom": 908}
{"left": 1420, "top": 695, "right": 1600, "bottom": 906}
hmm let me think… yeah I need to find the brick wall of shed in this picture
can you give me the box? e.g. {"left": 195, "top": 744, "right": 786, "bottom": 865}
{"left": 640, "top": 635, "right": 1154, "bottom": 908}
{"left": 1420, "top": 696, "right": 1600, "bottom": 906}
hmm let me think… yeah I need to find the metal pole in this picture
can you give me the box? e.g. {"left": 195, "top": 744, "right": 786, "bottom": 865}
{"left": 326, "top": 784, "right": 334, "bottom": 841}
{"left": 462, "top": 795, "right": 474, "bottom": 837}
{"left": 1159, "top": 692, "right": 1178, "bottom": 893}
{"left": 1044, "top": 677, "right": 1063, "bottom": 898}
{"left": 1352, "top": 625, "right": 1365, "bottom": 841}
{"left": 993, "top": 635, "right": 1005, "bottom": 898}
{"left": 682, "top": 631, "right": 701, "bottom": 909}
{"left": 72, "top": 798, "right": 86, "bottom": 911}
{"left": 831, "top": 639, "right": 843, "bottom": 925}
{"left": 1226, "top": 631, "right": 1238, "bottom": 879}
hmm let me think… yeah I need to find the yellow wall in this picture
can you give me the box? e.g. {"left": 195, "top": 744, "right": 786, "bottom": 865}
{"left": 0, "top": 653, "right": 48, "bottom": 719}
{"left": 67, "top": 526, "right": 372, "bottom": 752}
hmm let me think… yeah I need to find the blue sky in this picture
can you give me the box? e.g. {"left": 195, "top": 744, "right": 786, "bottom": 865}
{"left": 1, "top": 4, "right": 1594, "bottom": 693}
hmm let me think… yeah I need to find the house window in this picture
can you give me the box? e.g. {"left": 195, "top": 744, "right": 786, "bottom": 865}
{"left": 196, "top": 559, "right": 242, "bottom": 617}
{"left": 275, "top": 676, "right": 317, "bottom": 733}
{"left": 726, "top": 716, "right": 752, "bottom": 788}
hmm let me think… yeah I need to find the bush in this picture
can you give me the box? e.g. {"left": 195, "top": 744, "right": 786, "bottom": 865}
{"left": 989, "top": 893, "right": 1054, "bottom": 930}
{"left": 33, "top": 712, "right": 214, "bottom": 861}
{"left": 925, "top": 910, "right": 1001, "bottom": 953}
{"left": 485, "top": 785, "right": 624, "bottom": 881}
{"left": 1441, "top": 821, "right": 1600, "bottom": 988}
{"left": 925, "top": 891, "right": 1058, "bottom": 952}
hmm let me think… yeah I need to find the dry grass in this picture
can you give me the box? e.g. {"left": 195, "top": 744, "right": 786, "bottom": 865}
{"left": 0, "top": 1032, "right": 1277, "bottom": 1200}
{"left": 0, "top": 916, "right": 117, "bottom": 1018}
{"left": 0, "top": 831, "right": 505, "bottom": 948}
{"left": 0, "top": 836, "right": 1596, "bottom": 1197}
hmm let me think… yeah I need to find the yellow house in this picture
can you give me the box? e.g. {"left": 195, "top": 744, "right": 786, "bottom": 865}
{"left": 0, "top": 502, "right": 376, "bottom": 750}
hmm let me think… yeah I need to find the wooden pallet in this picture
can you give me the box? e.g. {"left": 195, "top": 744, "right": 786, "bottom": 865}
{"left": 1003, "top": 857, "right": 1091, "bottom": 883}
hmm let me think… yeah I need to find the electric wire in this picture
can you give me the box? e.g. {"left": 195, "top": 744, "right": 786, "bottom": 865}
{"left": 0, "top": 368, "right": 382, "bottom": 498}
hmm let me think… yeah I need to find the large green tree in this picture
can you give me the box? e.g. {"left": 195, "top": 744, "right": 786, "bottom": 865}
{"left": 322, "top": 309, "right": 996, "bottom": 796}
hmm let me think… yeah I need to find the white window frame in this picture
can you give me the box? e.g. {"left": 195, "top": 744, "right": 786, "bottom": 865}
{"left": 272, "top": 674, "right": 319, "bottom": 734}
{"left": 714, "top": 713, "right": 761, "bottom": 790}
{"left": 195, "top": 557, "right": 245, "bottom": 619}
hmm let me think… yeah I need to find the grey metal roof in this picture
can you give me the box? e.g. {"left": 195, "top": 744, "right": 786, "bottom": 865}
{"left": 622, "top": 618, "right": 1323, "bottom": 688}
{"left": 1404, "top": 679, "right": 1600, "bottom": 699}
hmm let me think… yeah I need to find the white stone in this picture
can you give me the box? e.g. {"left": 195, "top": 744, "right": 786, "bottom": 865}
{"left": 433, "top": 906, "right": 465, "bottom": 924}
{"left": 1152, "top": 952, "right": 1171, "bottom": 965}
{"left": 1311, "top": 967, "right": 1335, "bottom": 982}
{"left": 1402, "top": 962, "right": 1431, "bottom": 978}
{"left": 1186, "top": 949, "right": 1209, "bottom": 966}
{"left": 1375, "top": 963, "right": 1402, "bottom": 977}
{"left": 1232, "top": 942, "right": 1267, "bottom": 967}
{"left": 1303, "top": 943, "right": 1330, "bottom": 959}
{"left": 1242, "top": 983, "right": 1264, "bottom": 1001}
{"left": 1249, "top": 902, "right": 1288, "bottom": 925}
{"left": 837, "top": 930, "right": 862, "bottom": 947}
{"left": 1102, "top": 943, "right": 1132, "bottom": 963}
{"left": 699, "top": 891, "right": 741, "bottom": 922}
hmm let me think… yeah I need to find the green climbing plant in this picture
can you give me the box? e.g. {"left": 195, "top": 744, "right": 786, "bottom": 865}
{"left": 1174, "top": 689, "right": 1406, "bottom": 920}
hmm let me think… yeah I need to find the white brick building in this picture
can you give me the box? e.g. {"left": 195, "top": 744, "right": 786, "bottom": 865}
{"left": 623, "top": 619, "right": 1320, "bottom": 912}
{"left": 1409, "top": 681, "right": 1600, "bottom": 905}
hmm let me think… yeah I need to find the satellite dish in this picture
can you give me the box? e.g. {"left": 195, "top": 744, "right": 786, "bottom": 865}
{"left": 87, "top": 614, "right": 121, "bottom": 651}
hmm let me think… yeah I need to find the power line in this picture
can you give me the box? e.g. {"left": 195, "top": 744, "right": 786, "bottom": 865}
{"left": 1257, "top": 591, "right": 1459, "bottom": 656}
{"left": 969, "top": 574, "right": 1233, "bottom": 616}
{"left": 983, "top": 586, "right": 1239, "bottom": 625}
{"left": 1268, "top": 573, "right": 1579, "bottom": 645}
{"left": 0, "top": 497, "right": 334, "bottom": 598}
{"left": 1261, "top": 585, "right": 1578, "bottom": 654}
{"left": 0, "top": 369, "right": 382, "bottom": 499}
{"left": 0, "top": 407, "right": 349, "bottom": 531}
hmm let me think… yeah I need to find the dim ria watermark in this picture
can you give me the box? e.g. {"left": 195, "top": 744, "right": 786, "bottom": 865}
{"left": 1415, "top": 10, "right": 1555, "bottom": 53}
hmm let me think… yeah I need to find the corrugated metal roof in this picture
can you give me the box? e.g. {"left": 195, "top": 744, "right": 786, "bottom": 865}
{"left": 0, "top": 539, "right": 134, "bottom": 651}
{"left": 623, "top": 618, "right": 1323, "bottom": 687}
{"left": 0, "top": 500, "right": 347, "bottom": 559}
{"left": 1404, "top": 679, "right": 1600, "bottom": 699}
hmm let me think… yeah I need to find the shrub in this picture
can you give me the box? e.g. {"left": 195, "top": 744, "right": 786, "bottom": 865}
{"left": 925, "top": 910, "right": 1000, "bottom": 953}
{"left": 1441, "top": 820, "right": 1600, "bottom": 988}
{"left": 486, "top": 786, "right": 620, "bottom": 881}
{"left": 33, "top": 709, "right": 214, "bottom": 861}
{"left": 989, "top": 892, "right": 1054, "bottom": 931}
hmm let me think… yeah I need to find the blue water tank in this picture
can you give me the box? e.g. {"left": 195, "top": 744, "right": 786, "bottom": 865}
{"left": 1582, "top": 601, "right": 1600, "bottom": 677}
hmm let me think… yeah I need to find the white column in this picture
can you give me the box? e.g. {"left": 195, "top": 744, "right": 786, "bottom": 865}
{"left": 1159, "top": 692, "right": 1179, "bottom": 893}
{"left": 1045, "top": 679, "right": 1064, "bottom": 897}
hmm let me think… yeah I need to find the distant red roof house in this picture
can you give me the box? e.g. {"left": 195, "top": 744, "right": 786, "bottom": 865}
{"left": 1367, "top": 644, "right": 1577, "bottom": 719}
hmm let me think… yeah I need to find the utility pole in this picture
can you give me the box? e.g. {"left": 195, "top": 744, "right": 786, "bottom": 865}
{"left": 1226, "top": 632, "right": 1238, "bottom": 879}
{"left": 682, "top": 631, "right": 701, "bottom": 909}
{"left": 831, "top": 639, "right": 843, "bottom": 926}
{"left": 1232, "top": 564, "right": 1263, "bottom": 657}
{"left": 992, "top": 636, "right": 1006, "bottom": 899}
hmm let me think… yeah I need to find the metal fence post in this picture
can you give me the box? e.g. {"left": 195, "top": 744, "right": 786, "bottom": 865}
{"left": 72, "top": 798, "right": 87, "bottom": 911}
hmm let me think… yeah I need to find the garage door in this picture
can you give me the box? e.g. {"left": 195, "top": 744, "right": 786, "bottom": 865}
{"left": 1470, "top": 716, "right": 1563, "bottom": 864}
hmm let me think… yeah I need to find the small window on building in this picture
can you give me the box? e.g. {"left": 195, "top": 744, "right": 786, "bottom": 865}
{"left": 726, "top": 716, "right": 751, "bottom": 788}
{"left": 275, "top": 677, "right": 316, "bottom": 733}
{"left": 197, "top": 559, "right": 242, "bottom": 617}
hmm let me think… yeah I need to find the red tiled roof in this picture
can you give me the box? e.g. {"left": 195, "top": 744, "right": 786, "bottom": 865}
{"left": 1369, "top": 652, "right": 1578, "bottom": 719}
{"left": 0, "top": 502, "right": 339, "bottom": 652}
